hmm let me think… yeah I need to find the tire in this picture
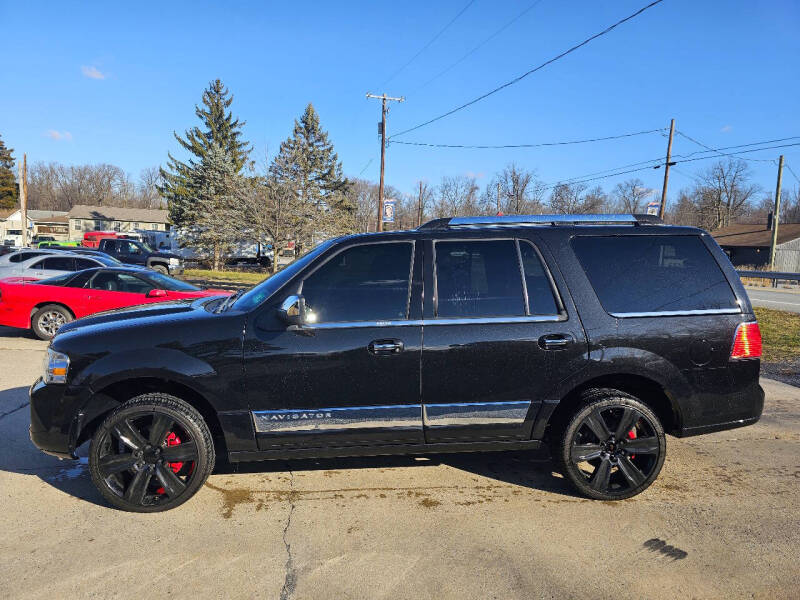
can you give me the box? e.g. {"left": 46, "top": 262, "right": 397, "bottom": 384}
{"left": 552, "top": 388, "right": 666, "bottom": 501}
{"left": 151, "top": 264, "right": 168, "bottom": 275}
{"left": 88, "top": 393, "right": 215, "bottom": 513}
{"left": 31, "top": 304, "right": 73, "bottom": 340}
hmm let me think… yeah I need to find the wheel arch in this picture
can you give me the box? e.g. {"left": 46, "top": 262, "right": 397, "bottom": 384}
{"left": 77, "top": 377, "right": 228, "bottom": 457}
{"left": 545, "top": 373, "right": 682, "bottom": 438}
{"left": 30, "top": 301, "right": 76, "bottom": 327}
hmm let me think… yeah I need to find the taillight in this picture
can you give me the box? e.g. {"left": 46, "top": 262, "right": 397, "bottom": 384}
{"left": 730, "top": 322, "right": 762, "bottom": 360}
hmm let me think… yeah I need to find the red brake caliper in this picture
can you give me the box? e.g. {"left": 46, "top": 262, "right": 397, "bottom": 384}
{"left": 156, "top": 432, "right": 185, "bottom": 495}
{"left": 627, "top": 428, "right": 637, "bottom": 459}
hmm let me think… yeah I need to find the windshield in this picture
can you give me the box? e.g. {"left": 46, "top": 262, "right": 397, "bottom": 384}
{"left": 141, "top": 270, "right": 200, "bottom": 291}
{"left": 232, "top": 239, "right": 338, "bottom": 311}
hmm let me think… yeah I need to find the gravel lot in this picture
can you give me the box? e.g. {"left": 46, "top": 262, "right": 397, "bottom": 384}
{"left": 1, "top": 327, "right": 798, "bottom": 599}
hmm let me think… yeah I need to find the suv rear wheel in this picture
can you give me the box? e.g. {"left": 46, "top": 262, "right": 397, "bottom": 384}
{"left": 553, "top": 388, "right": 666, "bottom": 500}
{"left": 88, "top": 393, "right": 215, "bottom": 512}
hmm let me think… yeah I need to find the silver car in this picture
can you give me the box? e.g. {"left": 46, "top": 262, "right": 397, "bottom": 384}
{"left": 0, "top": 252, "right": 120, "bottom": 280}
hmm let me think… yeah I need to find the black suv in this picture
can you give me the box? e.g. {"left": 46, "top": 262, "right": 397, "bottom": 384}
{"left": 29, "top": 214, "right": 764, "bottom": 512}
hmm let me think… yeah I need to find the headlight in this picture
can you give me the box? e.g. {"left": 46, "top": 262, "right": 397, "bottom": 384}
{"left": 43, "top": 348, "right": 70, "bottom": 384}
{"left": 169, "top": 257, "right": 180, "bottom": 265}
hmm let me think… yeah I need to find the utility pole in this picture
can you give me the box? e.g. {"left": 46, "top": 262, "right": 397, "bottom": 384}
{"left": 658, "top": 118, "right": 675, "bottom": 219}
{"left": 417, "top": 181, "right": 423, "bottom": 227}
{"left": 18, "top": 153, "right": 28, "bottom": 247}
{"left": 366, "top": 92, "right": 404, "bottom": 232}
{"left": 496, "top": 181, "right": 501, "bottom": 215}
{"left": 769, "top": 155, "right": 785, "bottom": 269}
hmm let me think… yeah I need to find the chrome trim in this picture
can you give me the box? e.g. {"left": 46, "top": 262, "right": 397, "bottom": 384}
{"left": 300, "top": 315, "right": 564, "bottom": 329}
{"left": 423, "top": 401, "right": 531, "bottom": 427}
{"left": 252, "top": 404, "right": 422, "bottom": 433}
{"left": 610, "top": 308, "right": 742, "bottom": 318}
{"left": 449, "top": 214, "right": 641, "bottom": 227}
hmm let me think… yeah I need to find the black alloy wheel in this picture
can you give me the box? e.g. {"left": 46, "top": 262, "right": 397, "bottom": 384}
{"left": 89, "top": 394, "right": 215, "bottom": 512}
{"left": 554, "top": 389, "right": 666, "bottom": 500}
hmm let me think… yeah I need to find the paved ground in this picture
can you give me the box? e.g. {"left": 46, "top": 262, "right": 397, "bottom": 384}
{"left": 1, "top": 328, "right": 799, "bottom": 599}
{"left": 746, "top": 286, "right": 800, "bottom": 314}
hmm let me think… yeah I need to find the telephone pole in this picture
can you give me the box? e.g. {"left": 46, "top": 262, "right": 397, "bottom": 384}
{"left": 769, "top": 155, "right": 785, "bottom": 269}
{"left": 18, "top": 153, "right": 28, "bottom": 247}
{"left": 366, "top": 92, "right": 404, "bottom": 232}
{"left": 417, "top": 181, "right": 423, "bottom": 227}
{"left": 496, "top": 181, "right": 501, "bottom": 215}
{"left": 658, "top": 118, "right": 675, "bottom": 219}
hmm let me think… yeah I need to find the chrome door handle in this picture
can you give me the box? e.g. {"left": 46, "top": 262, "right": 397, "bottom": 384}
{"left": 538, "top": 334, "right": 572, "bottom": 350}
{"left": 369, "top": 339, "right": 404, "bottom": 355}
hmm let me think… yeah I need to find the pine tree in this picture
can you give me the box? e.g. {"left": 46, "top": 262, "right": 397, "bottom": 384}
{"left": 0, "top": 134, "right": 18, "bottom": 210}
{"left": 159, "top": 79, "right": 251, "bottom": 227}
{"left": 268, "top": 103, "right": 354, "bottom": 249}
{"left": 186, "top": 143, "right": 249, "bottom": 270}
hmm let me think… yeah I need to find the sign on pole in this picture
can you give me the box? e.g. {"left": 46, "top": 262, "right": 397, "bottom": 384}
{"left": 382, "top": 198, "right": 396, "bottom": 223}
{"left": 646, "top": 201, "right": 660, "bottom": 216}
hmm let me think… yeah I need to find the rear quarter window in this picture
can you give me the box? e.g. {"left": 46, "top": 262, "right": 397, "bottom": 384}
{"left": 571, "top": 235, "right": 739, "bottom": 314}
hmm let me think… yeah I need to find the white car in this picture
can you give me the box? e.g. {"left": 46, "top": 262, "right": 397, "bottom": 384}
{"left": 0, "top": 252, "right": 121, "bottom": 280}
{"left": 0, "top": 249, "right": 55, "bottom": 268}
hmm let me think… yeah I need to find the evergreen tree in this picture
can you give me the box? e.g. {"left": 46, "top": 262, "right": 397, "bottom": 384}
{"left": 268, "top": 103, "right": 354, "bottom": 248}
{"left": 159, "top": 79, "right": 251, "bottom": 226}
{"left": 0, "top": 134, "right": 18, "bottom": 209}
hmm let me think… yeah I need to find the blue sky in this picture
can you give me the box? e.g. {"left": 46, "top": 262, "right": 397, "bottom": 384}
{"left": 1, "top": 0, "right": 799, "bottom": 202}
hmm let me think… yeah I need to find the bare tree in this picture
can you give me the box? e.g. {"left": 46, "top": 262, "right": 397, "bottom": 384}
{"left": 548, "top": 183, "right": 608, "bottom": 214}
{"left": 491, "top": 163, "right": 546, "bottom": 215}
{"left": 698, "top": 159, "right": 759, "bottom": 229}
{"left": 611, "top": 178, "right": 653, "bottom": 213}
{"left": 434, "top": 175, "right": 481, "bottom": 218}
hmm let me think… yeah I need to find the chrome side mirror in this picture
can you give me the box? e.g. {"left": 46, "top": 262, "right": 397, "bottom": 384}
{"left": 277, "top": 294, "right": 317, "bottom": 326}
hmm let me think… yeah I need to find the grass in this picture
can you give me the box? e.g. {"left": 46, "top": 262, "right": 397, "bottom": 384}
{"left": 753, "top": 306, "right": 800, "bottom": 363}
{"left": 182, "top": 269, "right": 268, "bottom": 285}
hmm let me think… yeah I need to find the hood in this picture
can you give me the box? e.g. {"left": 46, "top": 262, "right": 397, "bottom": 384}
{"left": 55, "top": 297, "right": 216, "bottom": 336}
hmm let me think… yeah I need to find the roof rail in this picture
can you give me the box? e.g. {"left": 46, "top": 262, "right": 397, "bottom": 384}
{"left": 417, "top": 213, "right": 662, "bottom": 230}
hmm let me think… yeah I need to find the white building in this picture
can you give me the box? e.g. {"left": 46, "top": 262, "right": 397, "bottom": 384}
{"left": 0, "top": 209, "right": 70, "bottom": 246}
{"left": 67, "top": 205, "right": 170, "bottom": 240}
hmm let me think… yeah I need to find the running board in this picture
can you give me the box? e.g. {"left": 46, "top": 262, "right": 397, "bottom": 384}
{"left": 228, "top": 439, "right": 543, "bottom": 462}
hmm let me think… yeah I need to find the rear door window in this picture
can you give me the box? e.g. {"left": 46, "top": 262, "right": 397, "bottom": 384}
{"left": 518, "top": 241, "right": 561, "bottom": 316}
{"left": 434, "top": 240, "right": 525, "bottom": 318}
{"left": 39, "top": 257, "right": 76, "bottom": 271}
{"left": 571, "top": 235, "right": 738, "bottom": 314}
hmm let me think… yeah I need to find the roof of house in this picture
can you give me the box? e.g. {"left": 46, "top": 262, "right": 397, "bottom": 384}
{"left": 0, "top": 209, "right": 69, "bottom": 223}
{"left": 710, "top": 222, "right": 800, "bottom": 247}
{"left": 67, "top": 205, "right": 169, "bottom": 224}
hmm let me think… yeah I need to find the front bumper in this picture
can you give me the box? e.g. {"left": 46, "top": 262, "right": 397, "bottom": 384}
{"left": 29, "top": 378, "right": 89, "bottom": 459}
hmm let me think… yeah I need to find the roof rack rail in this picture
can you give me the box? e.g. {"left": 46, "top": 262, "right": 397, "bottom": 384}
{"left": 417, "top": 213, "right": 662, "bottom": 230}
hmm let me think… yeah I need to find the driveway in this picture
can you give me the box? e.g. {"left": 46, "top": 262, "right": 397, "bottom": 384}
{"left": 0, "top": 328, "right": 798, "bottom": 599}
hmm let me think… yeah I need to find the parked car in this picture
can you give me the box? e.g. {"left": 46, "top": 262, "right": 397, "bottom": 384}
{"left": 29, "top": 214, "right": 764, "bottom": 512}
{"left": 0, "top": 267, "right": 229, "bottom": 339}
{"left": 0, "top": 252, "right": 121, "bottom": 280}
{"left": 97, "top": 238, "right": 184, "bottom": 275}
{"left": 0, "top": 249, "right": 52, "bottom": 267}
{"left": 38, "top": 240, "right": 80, "bottom": 248}
{"left": 81, "top": 231, "right": 121, "bottom": 248}
{"left": 0, "top": 246, "right": 18, "bottom": 257}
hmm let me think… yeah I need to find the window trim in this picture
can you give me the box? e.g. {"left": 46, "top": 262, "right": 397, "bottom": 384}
{"left": 517, "top": 239, "right": 566, "bottom": 317}
{"left": 297, "top": 240, "right": 416, "bottom": 325}
{"left": 432, "top": 237, "right": 565, "bottom": 322}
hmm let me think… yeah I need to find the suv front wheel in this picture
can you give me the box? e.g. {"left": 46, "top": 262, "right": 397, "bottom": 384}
{"left": 553, "top": 389, "right": 666, "bottom": 500}
{"left": 88, "top": 393, "right": 215, "bottom": 512}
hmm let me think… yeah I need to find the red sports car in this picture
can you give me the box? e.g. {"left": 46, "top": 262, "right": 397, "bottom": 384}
{"left": 0, "top": 267, "right": 230, "bottom": 340}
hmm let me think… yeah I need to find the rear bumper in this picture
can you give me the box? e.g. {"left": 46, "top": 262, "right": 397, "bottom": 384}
{"left": 675, "top": 382, "right": 764, "bottom": 437}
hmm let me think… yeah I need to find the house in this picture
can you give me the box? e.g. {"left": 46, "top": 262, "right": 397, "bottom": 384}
{"left": 67, "top": 205, "right": 170, "bottom": 240}
{"left": 0, "top": 209, "right": 70, "bottom": 246}
{"left": 711, "top": 222, "right": 800, "bottom": 271}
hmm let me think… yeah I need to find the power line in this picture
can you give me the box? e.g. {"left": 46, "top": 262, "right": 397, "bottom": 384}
{"left": 784, "top": 162, "right": 800, "bottom": 186}
{"left": 546, "top": 141, "right": 800, "bottom": 190}
{"left": 413, "top": 0, "right": 545, "bottom": 93}
{"left": 675, "top": 130, "right": 776, "bottom": 163}
{"left": 389, "top": 0, "right": 666, "bottom": 139}
{"left": 379, "top": 0, "right": 476, "bottom": 89}
{"left": 358, "top": 157, "right": 374, "bottom": 176}
{"left": 388, "top": 127, "right": 665, "bottom": 149}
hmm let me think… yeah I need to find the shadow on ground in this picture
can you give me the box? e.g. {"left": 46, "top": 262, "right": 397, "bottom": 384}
{"left": 0, "top": 384, "right": 577, "bottom": 510}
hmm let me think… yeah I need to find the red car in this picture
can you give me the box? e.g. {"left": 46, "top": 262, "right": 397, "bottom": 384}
{"left": 0, "top": 267, "right": 230, "bottom": 340}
